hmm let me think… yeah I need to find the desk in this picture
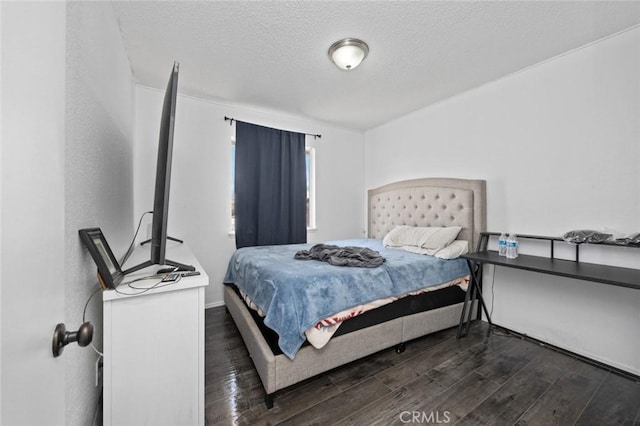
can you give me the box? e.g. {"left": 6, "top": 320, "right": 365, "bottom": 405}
{"left": 457, "top": 232, "right": 640, "bottom": 338}
{"left": 103, "top": 242, "right": 208, "bottom": 426}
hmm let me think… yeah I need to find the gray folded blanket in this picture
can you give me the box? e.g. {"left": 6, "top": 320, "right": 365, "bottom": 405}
{"left": 294, "top": 244, "right": 385, "bottom": 268}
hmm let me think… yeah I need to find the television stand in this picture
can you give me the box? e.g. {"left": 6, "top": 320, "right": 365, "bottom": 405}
{"left": 122, "top": 258, "right": 195, "bottom": 275}
{"left": 103, "top": 243, "right": 208, "bottom": 425}
{"left": 120, "top": 237, "right": 196, "bottom": 275}
{"left": 140, "top": 235, "right": 184, "bottom": 246}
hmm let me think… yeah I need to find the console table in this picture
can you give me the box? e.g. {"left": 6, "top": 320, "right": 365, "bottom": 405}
{"left": 457, "top": 232, "right": 640, "bottom": 338}
{"left": 103, "top": 242, "right": 208, "bottom": 426}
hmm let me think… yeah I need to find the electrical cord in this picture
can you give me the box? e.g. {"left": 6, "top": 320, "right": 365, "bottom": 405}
{"left": 121, "top": 274, "right": 164, "bottom": 286}
{"left": 89, "top": 342, "right": 104, "bottom": 357}
{"left": 81, "top": 209, "right": 153, "bottom": 302}
{"left": 128, "top": 278, "right": 180, "bottom": 292}
{"left": 487, "top": 265, "right": 519, "bottom": 338}
{"left": 79, "top": 210, "right": 154, "bottom": 359}
{"left": 119, "top": 210, "right": 153, "bottom": 266}
{"left": 83, "top": 286, "right": 102, "bottom": 323}
{"left": 82, "top": 285, "right": 106, "bottom": 356}
{"left": 110, "top": 273, "right": 180, "bottom": 296}
{"left": 132, "top": 281, "right": 177, "bottom": 292}
{"left": 83, "top": 273, "right": 174, "bottom": 355}
{"left": 81, "top": 210, "right": 153, "bottom": 317}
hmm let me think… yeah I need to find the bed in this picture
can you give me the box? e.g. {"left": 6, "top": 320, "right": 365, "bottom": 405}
{"left": 223, "top": 177, "right": 486, "bottom": 407}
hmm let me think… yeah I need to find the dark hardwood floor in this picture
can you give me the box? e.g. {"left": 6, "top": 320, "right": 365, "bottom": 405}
{"left": 205, "top": 306, "right": 640, "bottom": 425}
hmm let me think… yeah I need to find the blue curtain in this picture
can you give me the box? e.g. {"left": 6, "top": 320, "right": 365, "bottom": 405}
{"left": 235, "top": 121, "right": 307, "bottom": 249}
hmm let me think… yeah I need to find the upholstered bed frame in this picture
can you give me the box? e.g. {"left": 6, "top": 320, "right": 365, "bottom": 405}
{"left": 223, "top": 177, "right": 486, "bottom": 406}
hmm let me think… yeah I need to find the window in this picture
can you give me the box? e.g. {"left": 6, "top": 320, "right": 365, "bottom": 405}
{"left": 231, "top": 141, "right": 315, "bottom": 232}
{"left": 306, "top": 146, "right": 316, "bottom": 230}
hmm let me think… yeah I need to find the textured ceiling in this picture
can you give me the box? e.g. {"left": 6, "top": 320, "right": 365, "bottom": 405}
{"left": 111, "top": 1, "right": 640, "bottom": 131}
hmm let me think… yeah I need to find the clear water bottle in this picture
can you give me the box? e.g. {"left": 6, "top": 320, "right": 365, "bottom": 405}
{"left": 506, "top": 233, "right": 518, "bottom": 259}
{"left": 498, "top": 233, "right": 507, "bottom": 256}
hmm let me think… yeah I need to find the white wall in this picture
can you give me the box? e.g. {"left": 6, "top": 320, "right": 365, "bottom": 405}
{"left": 0, "top": 2, "right": 134, "bottom": 425}
{"left": 365, "top": 27, "right": 640, "bottom": 375}
{"left": 0, "top": 2, "right": 4, "bottom": 420}
{"left": 65, "top": 2, "right": 135, "bottom": 425}
{"left": 134, "top": 88, "right": 365, "bottom": 306}
{"left": 1, "top": 2, "right": 67, "bottom": 424}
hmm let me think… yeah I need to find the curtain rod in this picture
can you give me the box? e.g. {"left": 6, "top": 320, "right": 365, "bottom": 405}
{"left": 224, "top": 116, "right": 322, "bottom": 139}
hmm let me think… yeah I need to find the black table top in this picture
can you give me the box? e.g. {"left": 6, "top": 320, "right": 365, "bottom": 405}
{"left": 463, "top": 251, "right": 640, "bottom": 291}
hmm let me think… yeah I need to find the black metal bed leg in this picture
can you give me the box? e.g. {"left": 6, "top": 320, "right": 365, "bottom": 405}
{"left": 265, "top": 394, "right": 274, "bottom": 409}
{"left": 395, "top": 342, "right": 406, "bottom": 354}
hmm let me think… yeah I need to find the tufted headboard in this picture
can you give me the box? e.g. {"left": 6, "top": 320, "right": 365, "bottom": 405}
{"left": 368, "top": 178, "right": 486, "bottom": 251}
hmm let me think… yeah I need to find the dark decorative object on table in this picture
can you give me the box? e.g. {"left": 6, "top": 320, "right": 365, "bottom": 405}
{"left": 562, "top": 230, "right": 612, "bottom": 244}
{"left": 614, "top": 232, "right": 640, "bottom": 246}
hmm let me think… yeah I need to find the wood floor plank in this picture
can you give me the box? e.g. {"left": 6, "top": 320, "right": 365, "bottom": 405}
{"left": 205, "top": 382, "right": 265, "bottom": 425}
{"left": 237, "top": 374, "right": 342, "bottom": 425}
{"left": 205, "top": 350, "right": 255, "bottom": 382}
{"left": 515, "top": 362, "right": 608, "bottom": 425}
{"left": 206, "top": 345, "right": 260, "bottom": 382}
{"left": 574, "top": 371, "right": 640, "bottom": 425}
{"left": 424, "top": 333, "right": 518, "bottom": 388}
{"left": 335, "top": 375, "right": 448, "bottom": 426}
{"left": 205, "top": 369, "right": 262, "bottom": 397}
{"left": 457, "top": 352, "right": 566, "bottom": 425}
{"left": 374, "top": 326, "right": 489, "bottom": 390}
{"left": 410, "top": 371, "right": 502, "bottom": 424}
{"left": 276, "top": 377, "right": 391, "bottom": 426}
{"left": 473, "top": 337, "right": 546, "bottom": 384}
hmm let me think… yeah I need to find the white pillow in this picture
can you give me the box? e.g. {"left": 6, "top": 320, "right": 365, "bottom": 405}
{"left": 434, "top": 240, "right": 469, "bottom": 259}
{"left": 394, "top": 245, "right": 439, "bottom": 256}
{"left": 383, "top": 225, "right": 462, "bottom": 251}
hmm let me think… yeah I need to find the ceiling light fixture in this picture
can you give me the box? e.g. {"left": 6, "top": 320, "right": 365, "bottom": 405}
{"left": 328, "top": 38, "right": 369, "bottom": 71}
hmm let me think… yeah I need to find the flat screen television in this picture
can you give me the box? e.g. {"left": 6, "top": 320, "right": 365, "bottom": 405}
{"left": 123, "top": 61, "right": 194, "bottom": 275}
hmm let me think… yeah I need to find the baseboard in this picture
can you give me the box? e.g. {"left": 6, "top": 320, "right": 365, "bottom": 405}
{"left": 205, "top": 300, "right": 225, "bottom": 310}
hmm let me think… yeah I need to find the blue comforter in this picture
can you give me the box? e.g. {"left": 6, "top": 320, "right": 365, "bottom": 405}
{"left": 223, "top": 239, "right": 469, "bottom": 359}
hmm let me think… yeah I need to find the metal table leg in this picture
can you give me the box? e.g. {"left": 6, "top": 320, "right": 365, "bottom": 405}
{"left": 457, "top": 259, "right": 493, "bottom": 338}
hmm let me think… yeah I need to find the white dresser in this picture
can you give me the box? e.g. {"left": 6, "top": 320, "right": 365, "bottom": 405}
{"left": 102, "top": 242, "right": 208, "bottom": 426}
